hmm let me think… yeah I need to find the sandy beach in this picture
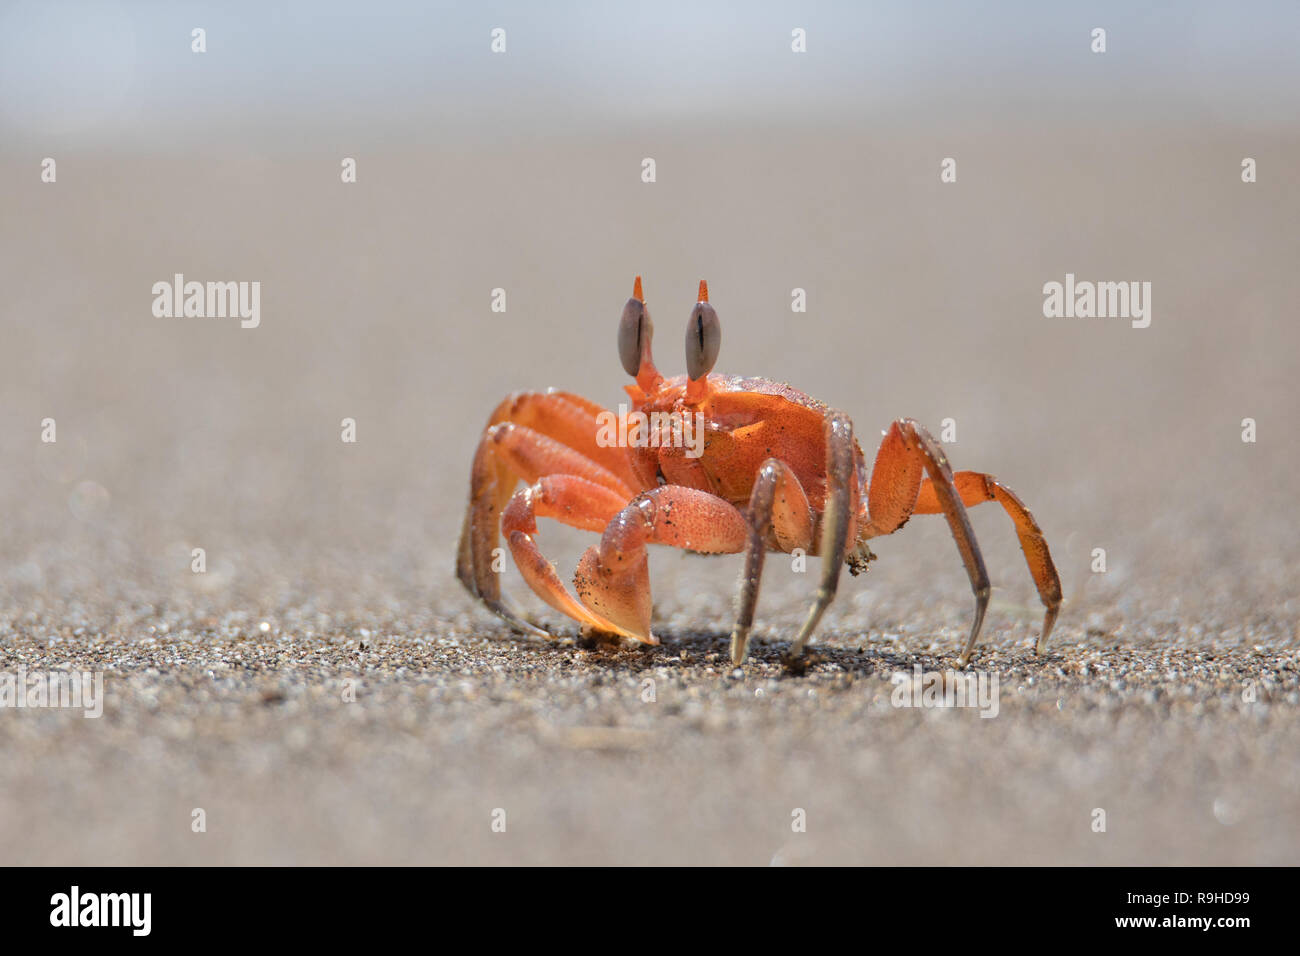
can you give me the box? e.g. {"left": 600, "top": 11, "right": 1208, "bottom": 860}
{"left": 1, "top": 3, "right": 1297, "bottom": 865}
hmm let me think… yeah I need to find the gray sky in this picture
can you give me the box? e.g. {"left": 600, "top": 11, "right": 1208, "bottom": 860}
{"left": 3, "top": 0, "right": 1298, "bottom": 147}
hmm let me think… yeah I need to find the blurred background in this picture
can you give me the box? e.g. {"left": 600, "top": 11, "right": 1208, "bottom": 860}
{"left": 0, "top": 1, "right": 1297, "bottom": 864}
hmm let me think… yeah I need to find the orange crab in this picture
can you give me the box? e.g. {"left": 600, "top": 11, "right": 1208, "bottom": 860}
{"left": 456, "top": 277, "right": 1062, "bottom": 667}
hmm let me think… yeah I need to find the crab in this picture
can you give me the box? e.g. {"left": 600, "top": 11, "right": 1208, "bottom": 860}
{"left": 456, "top": 277, "right": 1062, "bottom": 667}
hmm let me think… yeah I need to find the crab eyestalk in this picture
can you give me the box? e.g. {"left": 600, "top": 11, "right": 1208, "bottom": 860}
{"left": 618, "top": 275, "right": 662, "bottom": 392}
{"left": 684, "top": 280, "right": 720, "bottom": 404}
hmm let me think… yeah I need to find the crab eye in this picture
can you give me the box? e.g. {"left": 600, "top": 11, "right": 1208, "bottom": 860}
{"left": 685, "top": 302, "right": 721, "bottom": 381}
{"left": 618, "top": 298, "right": 649, "bottom": 378}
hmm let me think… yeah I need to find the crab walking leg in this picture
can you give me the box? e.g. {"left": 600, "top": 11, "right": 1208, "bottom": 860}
{"left": 915, "top": 471, "right": 1062, "bottom": 654}
{"left": 486, "top": 391, "right": 642, "bottom": 492}
{"left": 789, "top": 413, "right": 859, "bottom": 658}
{"left": 860, "top": 419, "right": 992, "bottom": 667}
{"left": 500, "top": 476, "right": 646, "bottom": 639}
{"left": 457, "top": 390, "right": 638, "bottom": 606}
{"left": 456, "top": 436, "right": 542, "bottom": 634}
{"left": 575, "top": 486, "right": 751, "bottom": 643}
{"left": 456, "top": 421, "right": 633, "bottom": 634}
{"left": 730, "top": 459, "right": 815, "bottom": 664}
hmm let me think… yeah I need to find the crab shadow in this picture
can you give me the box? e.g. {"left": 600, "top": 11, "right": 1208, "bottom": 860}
{"left": 497, "top": 622, "right": 1056, "bottom": 680}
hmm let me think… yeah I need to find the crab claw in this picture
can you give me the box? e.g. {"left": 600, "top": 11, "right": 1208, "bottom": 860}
{"left": 633, "top": 274, "right": 644, "bottom": 302}
{"left": 697, "top": 279, "right": 708, "bottom": 303}
{"left": 574, "top": 546, "right": 657, "bottom": 644}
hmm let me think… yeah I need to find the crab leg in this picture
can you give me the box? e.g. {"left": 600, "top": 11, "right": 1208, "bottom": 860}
{"left": 574, "top": 486, "right": 751, "bottom": 642}
{"left": 500, "top": 476, "right": 645, "bottom": 639}
{"left": 789, "top": 413, "right": 860, "bottom": 658}
{"left": 456, "top": 417, "right": 633, "bottom": 634}
{"left": 485, "top": 391, "right": 642, "bottom": 492}
{"left": 915, "top": 471, "right": 1062, "bottom": 654}
{"left": 730, "top": 458, "right": 815, "bottom": 664}
{"left": 859, "top": 419, "right": 991, "bottom": 667}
